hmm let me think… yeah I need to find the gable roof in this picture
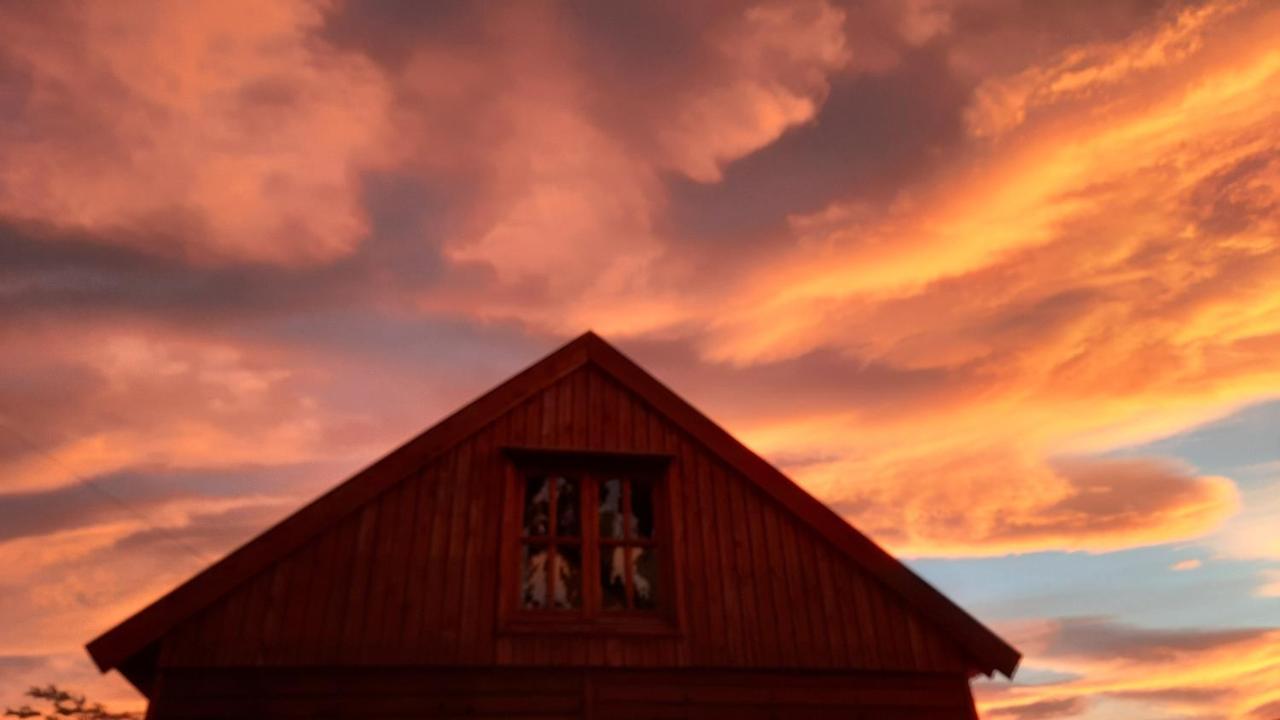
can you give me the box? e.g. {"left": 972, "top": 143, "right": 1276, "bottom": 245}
{"left": 86, "top": 332, "right": 1019, "bottom": 686}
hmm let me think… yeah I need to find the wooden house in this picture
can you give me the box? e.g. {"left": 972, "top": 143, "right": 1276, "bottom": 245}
{"left": 87, "top": 332, "right": 1019, "bottom": 719}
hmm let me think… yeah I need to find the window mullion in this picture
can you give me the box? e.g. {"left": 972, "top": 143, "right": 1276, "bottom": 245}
{"left": 584, "top": 470, "right": 599, "bottom": 617}
{"left": 548, "top": 477, "right": 558, "bottom": 537}
{"left": 622, "top": 477, "right": 635, "bottom": 609}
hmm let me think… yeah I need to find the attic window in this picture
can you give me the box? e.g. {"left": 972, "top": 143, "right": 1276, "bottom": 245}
{"left": 503, "top": 449, "right": 675, "bottom": 631}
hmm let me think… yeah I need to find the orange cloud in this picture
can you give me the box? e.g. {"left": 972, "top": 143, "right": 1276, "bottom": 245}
{"left": 638, "top": 0, "right": 1280, "bottom": 556}
{"left": 1, "top": 0, "right": 1271, "bottom": 568}
{"left": 0, "top": 0, "right": 391, "bottom": 265}
{"left": 808, "top": 450, "right": 1236, "bottom": 557}
{"left": 0, "top": 324, "right": 345, "bottom": 494}
{"left": 964, "top": 0, "right": 1248, "bottom": 139}
{"left": 976, "top": 618, "right": 1280, "bottom": 719}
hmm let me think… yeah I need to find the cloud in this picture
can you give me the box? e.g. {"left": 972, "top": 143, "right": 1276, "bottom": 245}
{"left": 820, "top": 453, "right": 1236, "bottom": 557}
{"left": 601, "top": 0, "right": 1280, "bottom": 557}
{"left": 1256, "top": 569, "right": 1280, "bottom": 598}
{"left": 988, "top": 697, "right": 1086, "bottom": 720}
{"left": 1, "top": 4, "right": 1279, "bottom": 717}
{"left": 653, "top": 1, "right": 851, "bottom": 183}
{"left": 0, "top": 0, "right": 392, "bottom": 265}
{"left": 0, "top": 499, "right": 296, "bottom": 655}
{"left": 6, "top": 0, "right": 1276, "bottom": 565}
{"left": 976, "top": 617, "right": 1280, "bottom": 720}
{"left": 963, "top": 0, "right": 1247, "bottom": 138}
{"left": 383, "top": 1, "right": 854, "bottom": 336}
{"left": 0, "top": 501, "right": 294, "bottom": 713}
{"left": 0, "top": 327, "right": 340, "bottom": 493}
{"left": 1040, "top": 617, "right": 1264, "bottom": 663}
{"left": 0, "top": 463, "right": 324, "bottom": 544}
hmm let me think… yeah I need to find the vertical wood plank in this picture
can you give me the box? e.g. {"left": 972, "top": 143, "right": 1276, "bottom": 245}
{"left": 191, "top": 592, "right": 227, "bottom": 665}
{"left": 803, "top": 530, "right": 844, "bottom": 666}
{"left": 847, "top": 563, "right": 883, "bottom": 669}
{"left": 771, "top": 508, "right": 813, "bottom": 666}
{"left": 866, "top": 579, "right": 899, "bottom": 669}
{"left": 363, "top": 480, "right": 410, "bottom": 662}
{"left": 400, "top": 466, "right": 437, "bottom": 661}
{"left": 791, "top": 519, "right": 833, "bottom": 667}
{"left": 339, "top": 500, "right": 381, "bottom": 659}
{"left": 458, "top": 427, "right": 494, "bottom": 664}
{"left": 676, "top": 435, "right": 709, "bottom": 665}
{"left": 441, "top": 437, "right": 475, "bottom": 662}
{"left": 732, "top": 474, "right": 778, "bottom": 666}
{"left": 616, "top": 380, "right": 633, "bottom": 453}
{"left": 630, "top": 389, "right": 647, "bottom": 454}
{"left": 904, "top": 612, "right": 931, "bottom": 671}
{"left": 418, "top": 446, "right": 457, "bottom": 659}
{"left": 884, "top": 592, "right": 916, "bottom": 670}
{"left": 572, "top": 367, "right": 589, "bottom": 448}
{"left": 380, "top": 470, "right": 422, "bottom": 659}
{"left": 276, "top": 542, "right": 317, "bottom": 664}
{"left": 355, "top": 487, "right": 396, "bottom": 664}
{"left": 214, "top": 577, "right": 250, "bottom": 667}
{"left": 698, "top": 451, "right": 739, "bottom": 665}
{"left": 720, "top": 463, "right": 760, "bottom": 666}
{"left": 601, "top": 375, "right": 619, "bottom": 451}
{"left": 647, "top": 406, "right": 665, "bottom": 454}
{"left": 556, "top": 374, "right": 574, "bottom": 444}
{"left": 829, "top": 552, "right": 866, "bottom": 668}
{"left": 540, "top": 376, "right": 557, "bottom": 445}
{"left": 474, "top": 411, "right": 512, "bottom": 665}
{"left": 236, "top": 572, "right": 272, "bottom": 665}
{"left": 746, "top": 491, "right": 792, "bottom": 667}
{"left": 258, "top": 551, "right": 296, "bottom": 664}
{"left": 661, "top": 425, "right": 691, "bottom": 666}
{"left": 297, "top": 518, "right": 339, "bottom": 663}
{"left": 318, "top": 513, "right": 360, "bottom": 664}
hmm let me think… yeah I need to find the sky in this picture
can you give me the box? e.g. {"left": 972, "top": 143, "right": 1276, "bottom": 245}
{"left": 0, "top": 0, "right": 1278, "bottom": 717}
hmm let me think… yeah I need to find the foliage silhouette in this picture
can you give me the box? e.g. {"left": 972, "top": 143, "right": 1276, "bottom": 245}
{"left": 4, "top": 684, "right": 138, "bottom": 720}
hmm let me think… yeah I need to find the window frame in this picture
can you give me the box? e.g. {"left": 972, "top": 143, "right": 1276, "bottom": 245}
{"left": 498, "top": 447, "right": 681, "bottom": 636}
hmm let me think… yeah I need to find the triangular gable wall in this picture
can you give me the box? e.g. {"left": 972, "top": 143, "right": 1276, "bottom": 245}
{"left": 88, "top": 334, "right": 1017, "bottom": 693}
{"left": 156, "top": 364, "right": 970, "bottom": 674}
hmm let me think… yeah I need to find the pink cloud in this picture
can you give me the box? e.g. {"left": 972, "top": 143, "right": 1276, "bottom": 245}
{"left": 0, "top": 0, "right": 392, "bottom": 265}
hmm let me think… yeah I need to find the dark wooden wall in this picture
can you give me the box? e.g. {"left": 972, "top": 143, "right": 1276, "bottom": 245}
{"left": 149, "top": 668, "right": 978, "bottom": 719}
{"left": 158, "top": 364, "right": 971, "bottom": 674}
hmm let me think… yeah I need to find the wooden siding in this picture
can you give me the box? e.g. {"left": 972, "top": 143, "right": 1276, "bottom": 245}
{"left": 147, "top": 668, "right": 977, "bottom": 720}
{"left": 159, "top": 365, "right": 970, "bottom": 673}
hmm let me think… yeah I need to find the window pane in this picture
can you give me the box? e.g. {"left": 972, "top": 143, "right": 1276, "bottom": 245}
{"left": 555, "top": 477, "right": 579, "bottom": 537}
{"left": 553, "top": 545, "right": 582, "bottom": 609}
{"left": 523, "top": 477, "right": 550, "bottom": 536}
{"left": 631, "top": 481, "right": 655, "bottom": 539}
{"left": 599, "top": 477, "right": 625, "bottom": 539}
{"left": 521, "top": 544, "right": 548, "bottom": 609}
{"left": 600, "top": 545, "right": 628, "bottom": 610}
{"left": 631, "top": 547, "right": 659, "bottom": 610}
